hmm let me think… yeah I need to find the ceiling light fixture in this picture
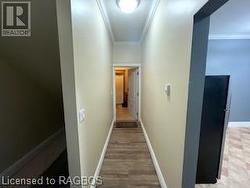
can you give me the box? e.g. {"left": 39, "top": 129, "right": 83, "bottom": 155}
{"left": 117, "top": 0, "right": 140, "bottom": 14}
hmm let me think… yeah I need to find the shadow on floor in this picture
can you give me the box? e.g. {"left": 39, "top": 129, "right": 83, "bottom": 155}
{"left": 32, "top": 150, "right": 70, "bottom": 188}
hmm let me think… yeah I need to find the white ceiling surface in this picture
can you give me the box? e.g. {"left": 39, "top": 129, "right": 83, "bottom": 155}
{"left": 103, "top": 0, "right": 155, "bottom": 41}
{"left": 210, "top": 0, "right": 250, "bottom": 37}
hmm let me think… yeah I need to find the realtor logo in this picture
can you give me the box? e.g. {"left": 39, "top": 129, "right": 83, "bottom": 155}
{"left": 1, "top": 1, "right": 31, "bottom": 36}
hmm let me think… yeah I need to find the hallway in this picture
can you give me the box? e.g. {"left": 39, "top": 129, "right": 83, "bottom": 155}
{"left": 2, "top": 0, "right": 250, "bottom": 188}
{"left": 55, "top": 1, "right": 250, "bottom": 188}
{"left": 99, "top": 124, "right": 160, "bottom": 188}
{"left": 116, "top": 105, "right": 136, "bottom": 121}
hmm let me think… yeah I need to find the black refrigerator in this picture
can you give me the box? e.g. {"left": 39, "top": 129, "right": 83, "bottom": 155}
{"left": 196, "top": 75, "right": 231, "bottom": 184}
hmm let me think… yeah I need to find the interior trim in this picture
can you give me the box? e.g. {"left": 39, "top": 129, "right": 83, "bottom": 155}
{"left": 96, "top": 0, "right": 115, "bottom": 42}
{"left": 140, "top": 0, "right": 160, "bottom": 43}
{"left": 140, "top": 120, "right": 168, "bottom": 188}
{"left": 228, "top": 122, "right": 250, "bottom": 128}
{"left": 0, "top": 128, "right": 64, "bottom": 177}
{"left": 91, "top": 119, "right": 115, "bottom": 188}
{"left": 96, "top": 0, "right": 160, "bottom": 43}
{"left": 113, "top": 63, "right": 141, "bottom": 67}
{"left": 112, "top": 64, "right": 142, "bottom": 121}
{"left": 209, "top": 34, "right": 250, "bottom": 40}
{"left": 183, "top": 0, "right": 229, "bottom": 187}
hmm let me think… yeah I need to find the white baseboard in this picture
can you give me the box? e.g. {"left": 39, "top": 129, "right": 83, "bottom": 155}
{"left": 209, "top": 34, "right": 250, "bottom": 40}
{"left": 0, "top": 128, "right": 64, "bottom": 177}
{"left": 91, "top": 119, "right": 115, "bottom": 188}
{"left": 228, "top": 122, "right": 250, "bottom": 128}
{"left": 140, "top": 119, "right": 168, "bottom": 188}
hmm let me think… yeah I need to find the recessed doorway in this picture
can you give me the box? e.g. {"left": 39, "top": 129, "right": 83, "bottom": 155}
{"left": 183, "top": 0, "right": 250, "bottom": 188}
{"left": 113, "top": 65, "right": 141, "bottom": 122}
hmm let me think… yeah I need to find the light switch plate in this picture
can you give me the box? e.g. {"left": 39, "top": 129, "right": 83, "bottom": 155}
{"left": 164, "top": 84, "right": 171, "bottom": 96}
{"left": 79, "top": 108, "right": 86, "bottom": 123}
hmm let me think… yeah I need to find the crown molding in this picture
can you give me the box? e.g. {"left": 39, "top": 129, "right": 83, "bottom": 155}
{"left": 209, "top": 34, "right": 250, "bottom": 40}
{"left": 96, "top": 0, "right": 160, "bottom": 43}
{"left": 140, "top": 0, "right": 160, "bottom": 43}
{"left": 96, "top": 0, "right": 115, "bottom": 42}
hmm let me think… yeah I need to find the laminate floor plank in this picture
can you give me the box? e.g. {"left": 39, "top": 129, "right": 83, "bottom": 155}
{"left": 99, "top": 125, "right": 161, "bottom": 188}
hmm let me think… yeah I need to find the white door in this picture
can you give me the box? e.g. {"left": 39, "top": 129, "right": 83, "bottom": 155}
{"left": 116, "top": 74, "right": 124, "bottom": 104}
{"left": 128, "top": 68, "right": 139, "bottom": 120}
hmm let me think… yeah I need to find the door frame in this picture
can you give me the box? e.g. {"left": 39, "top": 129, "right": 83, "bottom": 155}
{"left": 113, "top": 64, "right": 141, "bottom": 121}
{"left": 218, "top": 79, "right": 231, "bottom": 179}
{"left": 182, "top": 0, "right": 229, "bottom": 188}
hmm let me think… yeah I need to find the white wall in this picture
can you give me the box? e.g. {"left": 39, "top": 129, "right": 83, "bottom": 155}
{"left": 141, "top": 0, "right": 207, "bottom": 187}
{"left": 206, "top": 39, "right": 250, "bottom": 122}
{"left": 57, "top": 0, "right": 113, "bottom": 183}
{"left": 113, "top": 42, "right": 142, "bottom": 64}
{"left": 56, "top": 0, "right": 81, "bottom": 181}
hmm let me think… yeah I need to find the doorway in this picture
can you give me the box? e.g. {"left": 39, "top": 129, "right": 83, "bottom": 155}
{"left": 183, "top": 0, "right": 250, "bottom": 188}
{"left": 113, "top": 65, "right": 141, "bottom": 122}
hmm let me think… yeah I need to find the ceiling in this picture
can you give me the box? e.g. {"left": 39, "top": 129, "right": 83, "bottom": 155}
{"left": 102, "top": 0, "right": 157, "bottom": 42}
{"left": 210, "top": 0, "right": 250, "bottom": 38}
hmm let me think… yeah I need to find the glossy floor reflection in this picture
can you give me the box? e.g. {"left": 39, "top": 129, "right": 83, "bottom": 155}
{"left": 116, "top": 105, "right": 135, "bottom": 121}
